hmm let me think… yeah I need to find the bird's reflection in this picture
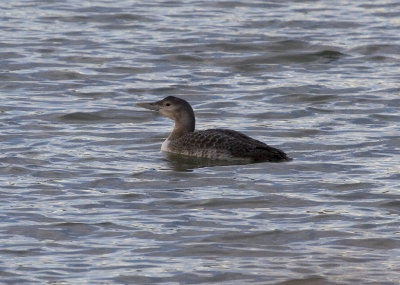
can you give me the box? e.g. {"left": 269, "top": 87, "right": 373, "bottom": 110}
{"left": 164, "top": 152, "right": 250, "bottom": 171}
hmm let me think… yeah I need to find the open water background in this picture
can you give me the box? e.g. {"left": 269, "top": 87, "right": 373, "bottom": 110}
{"left": 1, "top": 0, "right": 400, "bottom": 284}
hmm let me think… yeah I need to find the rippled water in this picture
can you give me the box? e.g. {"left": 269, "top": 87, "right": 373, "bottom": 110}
{"left": 1, "top": 1, "right": 400, "bottom": 284}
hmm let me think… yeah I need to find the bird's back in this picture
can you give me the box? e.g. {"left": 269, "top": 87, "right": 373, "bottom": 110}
{"left": 164, "top": 129, "right": 290, "bottom": 162}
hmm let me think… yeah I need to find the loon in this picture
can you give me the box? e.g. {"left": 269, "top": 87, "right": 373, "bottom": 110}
{"left": 137, "top": 96, "right": 291, "bottom": 162}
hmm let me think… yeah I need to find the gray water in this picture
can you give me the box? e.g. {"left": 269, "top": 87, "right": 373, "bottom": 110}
{"left": 1, "top": 0, "right": 400, "bottom": 284}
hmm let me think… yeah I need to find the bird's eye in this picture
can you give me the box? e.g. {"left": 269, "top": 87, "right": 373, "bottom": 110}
{"left": 165, "top": 103, "right": 171, "bottom": 107}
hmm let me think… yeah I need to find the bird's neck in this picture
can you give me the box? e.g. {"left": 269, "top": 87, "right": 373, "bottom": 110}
{"left": 168, "top": 112, "right": 195, "bottom": 140}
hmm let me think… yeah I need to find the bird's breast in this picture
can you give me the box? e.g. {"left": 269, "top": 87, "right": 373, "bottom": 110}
{"left": 161, "top": 138, "right": 171, "bottom": 152}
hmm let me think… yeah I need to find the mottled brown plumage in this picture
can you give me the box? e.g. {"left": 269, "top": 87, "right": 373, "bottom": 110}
{"left": 137, "top": 96, "right": 291, "bottom": 162}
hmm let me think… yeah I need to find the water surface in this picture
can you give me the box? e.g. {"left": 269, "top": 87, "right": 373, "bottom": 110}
{"left": 1, "top": 0, "right": 400, "bottom": 284}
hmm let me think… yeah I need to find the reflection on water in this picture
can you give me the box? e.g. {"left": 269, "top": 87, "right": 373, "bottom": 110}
{"left": 1, "top": 0, "right": 400, "bottom": 284}
{"left": 164, "top": 152, "right": 252, "bottom": 171}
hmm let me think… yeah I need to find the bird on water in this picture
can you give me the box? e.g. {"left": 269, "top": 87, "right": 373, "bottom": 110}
{"left": 137, "top": 96, "right": 291, "bottom": 162}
